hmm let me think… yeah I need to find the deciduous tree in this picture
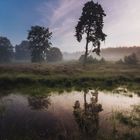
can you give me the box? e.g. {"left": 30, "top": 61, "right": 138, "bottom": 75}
{"left": 46, "top": 47, "right": 63, "bottom": 62}
{"left": 15, "top": 40, "right": 30, "bottom": 61}
{"left": 27, "top": 26, "right": 52, "bottom": 62}
{"left": 0, "top": 36, "right": 13, "bottom": 63}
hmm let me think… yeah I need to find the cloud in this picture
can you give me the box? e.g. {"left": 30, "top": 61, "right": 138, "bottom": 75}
{"left": 38, "top": 0, "right": 140, "bottom": 52}
{"left": 103, "top": 0, "right": 140, "bottom": 47}
{"left": 38, "top": 0, "right": 88, "bottom": 52}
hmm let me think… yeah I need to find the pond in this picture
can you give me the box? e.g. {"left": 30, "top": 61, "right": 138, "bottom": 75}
{"left": 0, "top": 89, "right": 140, "bottom": 140}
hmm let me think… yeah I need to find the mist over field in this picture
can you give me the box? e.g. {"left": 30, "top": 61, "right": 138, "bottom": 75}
{"left": 63, "top": 46, "right": 140, "bottom": 61}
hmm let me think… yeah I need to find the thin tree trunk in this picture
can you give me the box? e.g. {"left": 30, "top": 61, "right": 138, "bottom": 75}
{"left": 84, "top": 38, "right": 88, "bottom": 65}
{"left": 84, "top": 29, "right": 90, "bottom": 66}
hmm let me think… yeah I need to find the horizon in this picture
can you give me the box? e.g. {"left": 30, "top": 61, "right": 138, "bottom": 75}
{"left": 62, "top": 46, "right": 140, "bottom": 54}
{"left": 0, "top": 0, "right": 140, "bottom": 52}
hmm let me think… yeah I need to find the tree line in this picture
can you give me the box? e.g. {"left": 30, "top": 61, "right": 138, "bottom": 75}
{"left": 78, "top": 53, "right": 139, "bottom": 65}
{"left": 0, "top": 26, "right": 63, "bottom": 63}
{"left": 116, "top": 53, "right": 139, "bottom": 65}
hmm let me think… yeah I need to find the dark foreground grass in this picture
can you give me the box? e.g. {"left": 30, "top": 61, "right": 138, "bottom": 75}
{"left": 0, "top": 62, "right": 140, "bottom": 94}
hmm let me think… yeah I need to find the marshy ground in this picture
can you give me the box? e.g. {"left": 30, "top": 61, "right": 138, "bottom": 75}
{"left": 0, "top": 62, "right": 140, "bottom": 140}
{"left": 0, "top": 62, "right": 140, "bottom": 92}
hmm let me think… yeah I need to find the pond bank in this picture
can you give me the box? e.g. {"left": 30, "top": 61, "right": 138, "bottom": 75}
{"left": 0, "top": 63, "right": 140, "bottom": 94}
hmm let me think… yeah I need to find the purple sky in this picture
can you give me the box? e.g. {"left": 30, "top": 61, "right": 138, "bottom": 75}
{"left": 38, "top": 0, "right": 140, "bottom": 52}
{"left": 0, "top": 0, "right": 140, "bottom": 52}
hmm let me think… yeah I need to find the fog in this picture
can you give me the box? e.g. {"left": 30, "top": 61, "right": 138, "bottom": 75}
{"left": 63, "top": 47, "right": 140, "bottom": 62}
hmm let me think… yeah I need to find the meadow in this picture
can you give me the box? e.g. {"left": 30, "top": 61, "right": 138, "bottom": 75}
{"left": 0, "top": 62, "right": 139, "bottom": 94}
{"left": 0, "top": 62, "right": 140, "bottom": 140}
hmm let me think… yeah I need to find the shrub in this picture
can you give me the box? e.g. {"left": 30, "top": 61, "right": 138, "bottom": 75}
{"left": 79, "top": 55, "right": 106, "bottom": 64}
{"left": 124, "top": 53, "right": 138, "bottom": 65}
{"left": 116, "top": 59, "right": 124, "bottom": 64}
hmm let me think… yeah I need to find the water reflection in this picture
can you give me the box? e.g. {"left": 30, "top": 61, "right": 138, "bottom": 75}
{"left": 0, "top": 89, "right": 139, "bottom": 140}
{"left": 28, "top": 95, "right": 51, "bottom": 110}
{"left": 73, "top": 89, "right": 103, "bottom": 137}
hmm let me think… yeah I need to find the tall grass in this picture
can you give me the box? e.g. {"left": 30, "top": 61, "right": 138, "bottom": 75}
{"left": 0, "top": 63, "right": 139, "bottom": 94}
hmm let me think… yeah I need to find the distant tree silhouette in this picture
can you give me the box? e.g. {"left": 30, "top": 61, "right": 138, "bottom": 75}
{"left": 79, "top": 55, "right": 94, "bottom": 64}
{"left": 15, "top": 40, "right": 31, "bottom": 61}
{"left": 27, "top": 26, "right": 52, "bottom": 62}
{"left": 75, "top": 1, "right": 106, "bottom": 64}
{"left": 0, "top": 36, "right": 13, "bottom": 63}
{"left": 116, "top": 53, "right": 138, "bottom": 65}
{"left": 79, "top": 55, "right": 106, "bottom": 64}
{"left": 124, "top": 53, "right": 138, "bottom": 65}
{"left": 100, "top": 57, "right": 106, "bottom": 64}
{"left": 116, "top": 59, "right": 124, "bottom": 64}
{"left": 46, "top": 47, "right": 63, "bottom": 62}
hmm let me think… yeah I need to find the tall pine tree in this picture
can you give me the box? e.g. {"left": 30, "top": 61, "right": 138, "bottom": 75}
{"left": 75, "top": 1, "right": 106, "bottom": 64}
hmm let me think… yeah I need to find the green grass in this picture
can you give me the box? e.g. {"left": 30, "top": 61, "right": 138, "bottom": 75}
{"left": 0, "top": 62, "right": 139, "bottom": 140}
{"left": 0, "top": 62, "right": 140, "bottom": 94}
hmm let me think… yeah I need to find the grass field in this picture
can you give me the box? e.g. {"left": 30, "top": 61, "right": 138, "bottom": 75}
{"left": 0, "top": 62, "right": 140, "bottom": 140}
{"left": 0, "top": 62, "right": 140, "bottom": 93}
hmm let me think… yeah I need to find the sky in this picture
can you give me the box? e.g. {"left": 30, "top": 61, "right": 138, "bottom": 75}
{"left": 0, "top": 0, "right": 140, "bottom": 52}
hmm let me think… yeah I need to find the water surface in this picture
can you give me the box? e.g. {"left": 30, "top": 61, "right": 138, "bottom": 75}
{"left": 0, "top": 89, "right": 139, "bottom": 140}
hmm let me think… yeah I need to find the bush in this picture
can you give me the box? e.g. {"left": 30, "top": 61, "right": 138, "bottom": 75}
{"left": 116, "top": 59, "right": 124, "bottom": 64}
{"left": 124, "top": 53, "right": 138, "bottom": 65}
{"left": 116, "top": 53, "right": 139, "bottom": 65}
{"left": 46, "top": 47, "right": 63, "bottom": 62}
{"left": 99, "top": 57, "right": 106, "bottom": 64}
{"left": 79, "top": 55, "right": 106, "bottom": 64}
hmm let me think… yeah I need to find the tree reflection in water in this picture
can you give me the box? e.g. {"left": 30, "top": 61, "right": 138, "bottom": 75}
{"left": 73, "top": 89, "right": 103, "bottom": 138}
{"left": 28, "top": 95, "right": 51, "bottom": 110}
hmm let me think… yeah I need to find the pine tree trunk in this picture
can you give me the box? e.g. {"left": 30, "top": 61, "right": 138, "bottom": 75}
{"left": 84, "top": 29, "right": 90, "bottom": 65}
{"left": 84, "top": 38, "right": 88, "bottom": 65}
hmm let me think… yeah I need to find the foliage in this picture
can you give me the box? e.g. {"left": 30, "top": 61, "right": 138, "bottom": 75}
{"left": 79, "top": 55, "right": 94, "bottom": 64}
{"left": 79, "top": 55, "right": 106, "bottom": 64}
{"left": 46, "top": 47, "right": 63, "bottom": 62}
{"left": 0, "top": 36, "right": 13, "bottom": 63}
{"left": 15, "top": 40, "right": 31, "bottom": 61}
{"left": 27, "top": 26, "right": 52, "bottom": 62}
{"left": 116, "top": 59, "right": 124, "bottom": 64}
{"left": 116, "top": 53, "right": 139, "bottom": 65}
{"left": 75, "top": 1, "right": 106, "bottom": 64}
{"left": 100, "top": 57, "right": 106, "bottom": 63}
{"left": 0, "top": 63, "right": 139, "bottom": 92}
{"left": 124, "top": 53, "right": 138, "bottom": 65}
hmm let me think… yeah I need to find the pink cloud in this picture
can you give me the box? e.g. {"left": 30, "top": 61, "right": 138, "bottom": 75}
{"left": 38, "top": 0, "right": 140, "bottom": 52}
